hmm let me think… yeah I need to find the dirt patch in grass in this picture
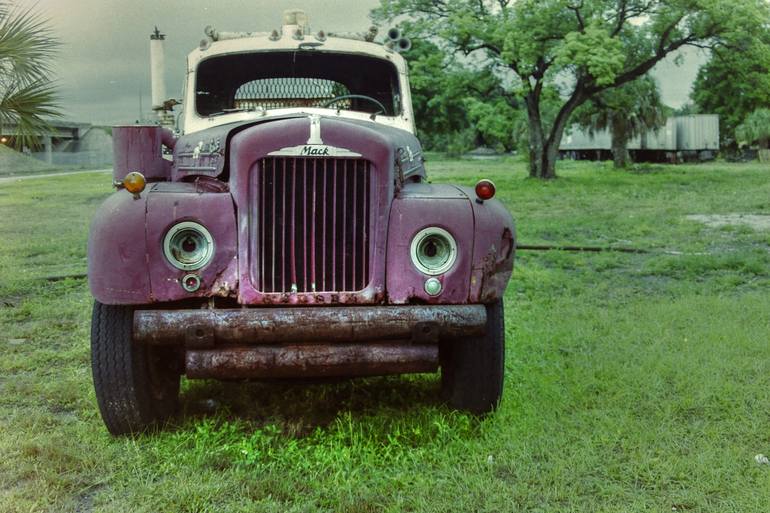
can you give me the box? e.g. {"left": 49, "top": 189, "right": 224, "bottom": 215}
{"left": 687, "top": 214, "right": 770, "bottom": 231}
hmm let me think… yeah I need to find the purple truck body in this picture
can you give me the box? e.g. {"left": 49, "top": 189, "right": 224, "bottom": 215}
{"left": 87, "top": 29, "right": 515, "bottom": 427}
{"left": 90, "top": 116, "right": 515, "bottom": 307}
{"left": 88, "top": 18, "right": 516, "bottom": 435}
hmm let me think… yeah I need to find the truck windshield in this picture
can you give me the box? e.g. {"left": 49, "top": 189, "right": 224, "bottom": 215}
{"left": 196, "top": 51, "right": 401, "bottom": 117}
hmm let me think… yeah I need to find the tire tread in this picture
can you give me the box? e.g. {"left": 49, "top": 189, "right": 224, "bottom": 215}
{"left": 440, "top": 299, "right": 505, "bottom": 414}
{"left": 91, "top": 301, "right": 177, "bottom": 435}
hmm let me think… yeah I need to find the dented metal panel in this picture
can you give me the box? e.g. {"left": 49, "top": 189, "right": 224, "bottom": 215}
{"left": 463, "top": 186, "right": 516, "bottom": 303}
{"left": 112, "top": 125, "right": 173, "bottom": 182}
{"left": 145, "top": 184, "right": 238, "bottom": 302}
{"left": 173, "top": 124, "right": 229, "bottom": 179}
{"left": 386, "top": 183, "right": 475, "bottom": 304}
{"left": 88, "top": 191, "right": 152, "bottom": 304}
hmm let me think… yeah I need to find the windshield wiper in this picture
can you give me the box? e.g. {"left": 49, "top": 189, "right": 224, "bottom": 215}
{"left": 207, "top": 107, "right": 264, "bottom": 118}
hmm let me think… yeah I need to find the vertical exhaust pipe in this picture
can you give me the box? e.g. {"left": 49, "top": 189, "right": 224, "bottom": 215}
{"left": 150, "top": 27, "right": 167, "bottom": 121}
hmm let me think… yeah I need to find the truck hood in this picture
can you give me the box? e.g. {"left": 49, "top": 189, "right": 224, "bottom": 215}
{"left": 172, "top": 115, "right": 425, "bottom": 184}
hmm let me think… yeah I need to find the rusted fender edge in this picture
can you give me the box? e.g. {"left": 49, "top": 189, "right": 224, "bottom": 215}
{"left": 185, "top": 344, "right": 439, "bottom": 379}
{"left": 134, "top": 305, "right": 486, "bottom": 346}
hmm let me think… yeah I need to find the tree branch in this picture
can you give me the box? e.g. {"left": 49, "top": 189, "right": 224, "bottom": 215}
{"left": 547, "top": 78, "right": 588, "bottom": 148}
{"left": 610, "top": 0, "right": 657, "bottom": 37}
{"left": 568, "top": 0, "right": 586, "bottom": 31}
{"left": 595, "top": 33, "right": 697, "bottom": 93}
{"left": 612, "top": 0, "right": 627, "bottom": 36}
{"left": 462, "top": 42, "right": 502, "bottom": 55}
{"left": 657, "top": 15, "right": 685, "bottom": 54}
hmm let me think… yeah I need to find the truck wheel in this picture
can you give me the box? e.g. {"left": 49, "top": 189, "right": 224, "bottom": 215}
{"left": 91, "top": 301, "right": 180, "bottom": 435}
{"left": 440, "top": 299, "right": 505, "bottom": 414}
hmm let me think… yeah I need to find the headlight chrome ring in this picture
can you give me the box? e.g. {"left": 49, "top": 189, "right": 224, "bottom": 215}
{"left": 163, "top": 221, "right": 215, "bottom": 271}
{"left": 409, "top": 227, "right": 458, "bottom": 276}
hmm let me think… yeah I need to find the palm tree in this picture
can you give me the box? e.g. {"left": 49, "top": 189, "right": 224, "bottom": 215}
{"left": 0, "top": 1, "right": 60, "bottom": 150}
{"left": 735, "top": 108, "right": 770, "bottom": 149}
{"left": 573, "top": 75, "right": 668, "bottom": 168}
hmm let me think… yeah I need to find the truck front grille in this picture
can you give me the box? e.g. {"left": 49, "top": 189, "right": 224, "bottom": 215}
{"left": 257, "top": 157, "right": 371, "bottom": 293}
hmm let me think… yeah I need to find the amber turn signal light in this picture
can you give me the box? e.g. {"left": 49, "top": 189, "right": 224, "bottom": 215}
{"left": 475, "top": 179, "right": 496, "bottom": 201}
{"left": 123, "top": 172, "right": 147, "bottom": 194}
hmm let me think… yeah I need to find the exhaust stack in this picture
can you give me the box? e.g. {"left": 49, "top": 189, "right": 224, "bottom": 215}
{"left": 150, "top": 27, "right": 167, "bottom": 118}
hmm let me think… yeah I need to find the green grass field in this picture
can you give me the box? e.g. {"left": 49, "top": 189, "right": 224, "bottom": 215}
{"left": 1, "top": 159, "right": 769, "bottom": 512}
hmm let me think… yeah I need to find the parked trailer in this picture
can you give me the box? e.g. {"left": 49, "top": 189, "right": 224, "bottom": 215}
{"left": 560, "top": 127, "right": 612, "bottom": 160}
{"left": 560, "top": 114, "right": 719, "bottom": 162}
{"left": 675, "top": 115, "right": 719, "bottom": 151}
{"left": 632, "top": 118, "right": 677, "bottom": 151}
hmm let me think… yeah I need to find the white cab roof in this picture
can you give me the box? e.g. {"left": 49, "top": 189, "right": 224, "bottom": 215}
{"left": 182, "top": 34, "right": 414, "bottom": 135}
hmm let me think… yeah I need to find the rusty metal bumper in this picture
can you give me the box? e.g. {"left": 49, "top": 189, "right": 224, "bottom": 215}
{"left": 133, "top": 305, "right": 486, "bottom": 379}
{"left": 133, "top": 305, "right": 486, "bottom": 346}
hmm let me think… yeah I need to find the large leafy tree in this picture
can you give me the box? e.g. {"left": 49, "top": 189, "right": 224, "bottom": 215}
{"left": 0, "top": 1, "right": 60, "bottom": 150}
{"left": 574, "top": 75, "right": 668, "bottom": 168}
{"left": 406, "top": 37, "right": 559, "bottom": 154}
{"left": 691, "top": 32, "right": 770, "bottom": 147}
{"left": 405, "top": 37, "right": 522, "bottom": 153}
{"left": 374, "top": 0, "right": 767, "bottom": 178}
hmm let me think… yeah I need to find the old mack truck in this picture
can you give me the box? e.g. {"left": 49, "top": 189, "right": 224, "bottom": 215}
{"left": 88, "top": 10, "right": 515, "bottom": 435}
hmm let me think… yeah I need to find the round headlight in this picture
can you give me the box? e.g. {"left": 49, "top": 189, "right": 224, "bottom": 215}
{"left": 410, "top": 227, "right": 457, "bottom": 276}
{"left": 163, "top": 222, "right": 214, "bottom": 271}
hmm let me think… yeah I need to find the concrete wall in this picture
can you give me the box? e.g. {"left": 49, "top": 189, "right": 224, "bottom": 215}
{"left": 30, "top": 126, "right": 113, "bottom": 167}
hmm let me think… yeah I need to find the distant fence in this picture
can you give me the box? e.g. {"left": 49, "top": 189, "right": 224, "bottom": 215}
{"left": 29, "top": 150, "right": 113, "bottom": 168}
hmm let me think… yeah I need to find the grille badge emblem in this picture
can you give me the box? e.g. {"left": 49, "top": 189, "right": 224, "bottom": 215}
{"left": 268, "top": 115, "right": 362, "bottom": 157}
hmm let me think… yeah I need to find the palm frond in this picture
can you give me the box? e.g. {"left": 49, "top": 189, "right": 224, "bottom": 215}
{"left": 0, "top": 78, "right": 61, "bottom": 149}
{"left": 0, "top": 1, "right": 61, "bottom": 150}
{"left": 574, "top": 75, "right": 668, "bottom": 139}
{"left": 735, "top": 108, "right": 770, "bottom": 146}
{"left": 0, "top": 1, "right": 59, "bottom": 86}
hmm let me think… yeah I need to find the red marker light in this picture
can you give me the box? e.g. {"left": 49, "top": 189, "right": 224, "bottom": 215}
{"left": 475, "top": 179, "right": 496, "bottom": 201}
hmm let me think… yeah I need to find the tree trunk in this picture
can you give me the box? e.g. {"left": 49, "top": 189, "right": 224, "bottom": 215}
{"left": 524, "top": 84, "right": 587, "bottom": 179}
{"left": 540, "top": 139, "right": 560, "bottom": 179}
{"left": 611, "top": 124, "right": 630, "bottom": 168}
{"left": 541, "top": 91, "right": 586, "bottom": 179}
{"left": 526, "top": 136, "right": 559, "bottom": 179}
{"left": 525, "top": 92, "right": 546, "bottom": 178}
{"left": 524, "top": 91, "right": 561, "bottom": 179}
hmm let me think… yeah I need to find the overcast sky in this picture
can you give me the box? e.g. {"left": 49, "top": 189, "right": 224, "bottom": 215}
{"left": 22, "top": 0, "right": 705, "bottom": 125}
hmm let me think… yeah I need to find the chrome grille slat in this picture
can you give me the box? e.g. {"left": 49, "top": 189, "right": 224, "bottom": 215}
{"left": 257, "top": 157, "right": 371, "bottom": 293}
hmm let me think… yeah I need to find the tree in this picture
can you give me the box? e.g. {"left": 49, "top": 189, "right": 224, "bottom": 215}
{"left": 673, "top": 102, "right": 699, "bottom": 116}
{"left": 404, "top": 37, "right": 521, "bottom": 153}
{"left": 373, "top": 0, "right": 768, "bottom": 178}
{"left": 464, "top": 95, "right": 521, "bottom": 152}
{"left": 0, "top": 1, "right": 60, "bottom": 150}
{"left": 735, "top": 108, "right": 770, "bottom": 149}
{"left": 573, "top": 75, "right": 668, "bottom": 168}
{"left": 691, "top": 32, "right": 770, "bottom": 147}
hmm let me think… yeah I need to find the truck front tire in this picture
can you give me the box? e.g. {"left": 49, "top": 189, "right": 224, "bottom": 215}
{"left": 440, "top": 299, "right": 505, "bottom": 414}
{"left": 91, "top": 301, "right": 180, "bottom": 435}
